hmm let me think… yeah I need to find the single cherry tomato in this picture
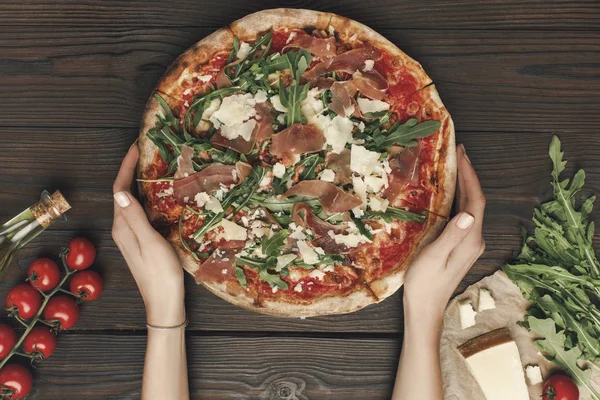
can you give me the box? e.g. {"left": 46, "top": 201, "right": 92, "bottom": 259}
{"left": 0, "top": 325, "right": 17, "bottom": 360}
{"left": 65, "top": 237, "right": 96, "bottom": 270}
{"left": 543, "top": 374, "right": 579, "bottom": 400}
{"left": 27, "top": 258, "right": 60, "bottom": 292}
{"left": 0, "top": 364, "right": 32, "bottom": 400}
{"left": 69, "top": 271, "right": 103, "bottom": 301}
{"left": 23, "top": 326, "right": 56, "bottom": 359}
{"left": 43, "top": 296, "right": 79, "bottom": 330}
{"left": 5, "top": 284, "right": 42, "bottom": 319}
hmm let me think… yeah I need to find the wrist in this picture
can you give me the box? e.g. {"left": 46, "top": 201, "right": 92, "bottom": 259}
{"left": 403, "top": 293, "right": 445, "bottom": 333}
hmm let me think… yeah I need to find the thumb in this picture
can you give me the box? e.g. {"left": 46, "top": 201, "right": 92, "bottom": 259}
{"left": 430, "top": 212, "right": 475, "bottom": 256}
{"left": 113, "top": 191, "right": 155, "bottom": 241}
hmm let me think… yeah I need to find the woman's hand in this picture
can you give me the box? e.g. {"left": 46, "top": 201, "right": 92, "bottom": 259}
{"left": 111, "top": 143, "right": 185, "bottom": 327}
{"left": 403, "top": 144, "right": 486, "bottom": 321}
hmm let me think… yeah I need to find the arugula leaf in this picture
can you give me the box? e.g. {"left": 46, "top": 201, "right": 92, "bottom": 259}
{"left": 528, "top": 317, "right": 600, "bottom": 400}
{"left": 371, "top": 118, "right": 441, "bottom": 150}
{"left": 261, "top": 230, "right": 288, "bottom": 257}
{"left": 279, "top": 79, "right": 309, "bottom": 126}
{"left": 297, "top": 154, "right": 324, "bottom": 181}
{"left": 235, "top": 266, "right": 247, "bottom": 289}
{"left": 362, "top": 206, "right": 426, "bottom": 223}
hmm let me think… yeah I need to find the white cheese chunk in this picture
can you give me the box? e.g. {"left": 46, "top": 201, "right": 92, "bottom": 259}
{"left": 221, "top": 119, "right": 256, "bottom": 141}
{"left": 357, "top": 97, "right": 390, "bottom": 114}
{"left": 236, "top": 42, "right": 252, "bottom": 59}
{"left": 254, "top": 89, "right": 268, "bottom": 103}
{"left": 316, "top": 115, "right": 354, "bottom": 154}
{"left": 286, "top": 32, "right": 297, "bottom": 44}
{"left": 351, "top": 145, "right": 381, "bottom": 176}
{"left": 320, "top": 169, "right": 335, "bottom": 182}
{"left": 194, "top": 192, "right": 211, "bottom": 208}
{"left": 309, "top": 269, "right": 325, "bottom": 281}
{"left": 369, "top": 197, "right": 389, "bottom": 213}
{"left": 197, "top": 75, "right": 213, "bottom": 83}
{"left": 477, "top": 288, "right": 497, "bottom": 312}
{"left": 209, "top": 93, "right": 262, "bottom": 142}
{"left": 458, "top": 299, "right": 477, "bottom": 329}
{"left": 351, "top": 207, "right": 364, "bottom": 218}
{"left": 525, "top": 365, "right": 543, "bottom": 386}
{"left": 298, "top": 241, "right": 319, "bottom": 265}
{"left": 327, "top": 230, "right": 369, "bottom": 248}
{"left": 213, "top": 219, "right": 247, "bottom": 241}
{"left": 273, "top": 162, "right": 286, "bottom": 179}
{"left": 270, "top": 94, "right": 288, "bottom": 112}
{"left": 352, "top": 176, "right": 368, "bottom": 208}
{"left": 205, "top": 197, "right": 224, "bottom": 213}
{"left": 276, "top": 254, "right": 297, "bottom": 271}
{"left": 363, "top": 60, "right": 375, "bottom": 72}
{"left": 463, "top": 340, "right": 529, "bottom": 400}
{"left": 301, "top": 88, "right": 325, "bottom": 120}
{"left": 364, "top": 176, "right": 386, "bottom": 193}
{"left": 294, "top": 282, "right": 303, "bottom": 293}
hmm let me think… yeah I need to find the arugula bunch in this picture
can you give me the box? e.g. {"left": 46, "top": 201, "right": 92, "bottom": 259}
{"left": 503, "top": 136, "right": 600, "bottom": 398}
{"left": 357, "top": 113, "right": 441, "bottom": 152}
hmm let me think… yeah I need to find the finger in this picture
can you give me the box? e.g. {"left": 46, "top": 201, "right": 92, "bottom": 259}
{"left": 457, "top": 145, "right": 485, "bottom": 219}
{"left": 429, "top": 212, "right": 476, "bottom": 256}
{"left": 111, "top": 206, "right": 140, "bottom": 256}
{"left": 113, "top": 142, "right": 139, "bottom": 194}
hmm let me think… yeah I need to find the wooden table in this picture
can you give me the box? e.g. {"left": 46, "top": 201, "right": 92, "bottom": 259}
{"left": 0, "top": 1, "right": 599, "bottom": 399}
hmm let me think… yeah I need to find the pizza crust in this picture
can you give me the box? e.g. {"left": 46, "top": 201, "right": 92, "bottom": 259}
{"left": 138, "top": 92, "right": 162, "bottom": 177}
{"left": 328, "top": 14, "right": 432, "bottom": 93}
{"left": 229, "top": 8, "right": 333, "bottom": 40}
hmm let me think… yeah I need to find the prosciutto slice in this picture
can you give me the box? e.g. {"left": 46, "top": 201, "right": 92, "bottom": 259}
{"left": 383, "top": 145, "right": 421, "bottom": 203}
{"left": 174, "top": 144, "right": 195, "bottom": 179}
{"left": 304, "top": 47, "right": 381, "bottom": 80}
{"left": 235, "top": 161, "right": 253, "bottom": 182}
{"left": 284, "top": 181, "right": 362, "bottom": 214}
{"left": 352, "top": 70, "right": 388, "bottom": 101}
{"left": 329, "top": 81, "right": 357, "bottom": 118}
{"left": 254, "top": 101, "right": 275, "bottom": 143}
{"left": 211, "top": 131, "right": 256, "bottom": 155}
{"left": 173, "top": 163, "right": 236, "bottom": 204}
{"left": 283, "top": 32, "right": 337, "bottom": 58}
{"left": 325, "top": 149, "right": 352, "bottom": 185}
{"left": 195, "top": 248, "right": 238, "bottom": 283}
{"left": 292, "top": 203, "right": 347, "bottom": 237}
{"left": 270, "top": 123, "right": 325, "bottom": 164}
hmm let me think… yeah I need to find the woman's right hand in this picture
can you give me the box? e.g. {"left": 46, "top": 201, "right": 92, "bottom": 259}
{"left": 111, "top": 143, "right": 186, "bottom": 327}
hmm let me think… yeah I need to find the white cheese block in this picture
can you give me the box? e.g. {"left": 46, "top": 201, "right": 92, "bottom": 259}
{"left": 458, "top": 299, "right": 477, "bottom": 329}
{"left": 213, "top": 219, "right": 247, "bottom": 241}
{"left": 459, "top": 329, "right": 529, "bottom": 400}
{"left": 357, "top": 97, "right": 390, "bottom": 114}
{"left": 525, "top": 365, "right": 543, "bottom": 386}
{"left": 298, "top": 241, "right": 319, "bottom": 265}
{"left": 236, "top": 42, "right": 251, "bottom": 59}
{"left": 478, "top": 288, "right": 497, "bottom": 311}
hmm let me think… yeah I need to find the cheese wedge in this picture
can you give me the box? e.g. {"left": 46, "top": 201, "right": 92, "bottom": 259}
{"left": 458, "top": 328, "right": 529, "bottom": 400}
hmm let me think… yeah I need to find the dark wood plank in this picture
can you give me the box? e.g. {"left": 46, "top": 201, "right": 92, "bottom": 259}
{"left": 25, "top": 334, "right": 398, "bottom": 399}
{"left": 0, "top": 0, "right": 598, "bottom": 30}
{"left": 0, "top": 128, "right": 598, "bottom": 236}
{"left": 1, "top": 229, "right": 585, "bottom": 333}
{"left": 0, "top": 27, "right": 599, "bottom": 131}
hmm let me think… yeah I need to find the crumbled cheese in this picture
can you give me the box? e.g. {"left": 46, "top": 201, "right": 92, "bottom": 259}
{"left": 156, "top": 185, "right": 174, "bottom": 198}
{"left": 357, "top": 97, "right": 390, "bottom": 114}
{"left": 309, "top": 269, "right": 325, "bottom": 281}
{"left": 254, "top": 89, "right": 268, "bottom": 103}
{"left": 314, "top": 247, "right": 325, "bottom": 255}
{"left": 221, "top": 268, "right": 228, "bottom": 275}
{"left": 458, "top": 299, "right": 477, "bottom": 329}
{"left": 273, "top": 162, "right": 286, "bottom": 179}
{"left": 194, "top": 192, "right": 211, "bottom": 208}
{"left": 322, "top": 265, "right": 335, "bottom": 272}
{"left": 313, "top": 115, "right": 354, "bottom": 154}
{"left": 352, "top": 207, "right": 364, "bottom": 218}
{"left": 213, "top": 188, "right": 225, "bottom": 201}
{"left": 240, "top": 216, "right": 249, "bottom": 227}
{"left": 213, "top": 219, "right": 247, "bottom": 241}
{"left": 210, "top": 93, "right": 262, "bottom": 141}
{"left": 328, "top": 25, "right": 335, "bottom": 36}
{"left": 328, "top": 230, "right": 369, "bottom": 248}
{"left": 270, "top": 94, "right": 288, "bottom": 112}
{"left": 286, "top": 32, "right": 297, "bottom": 44}
{"left": 258, "top": 171, "right": 273, "bottom": 192}
{"left": 477, "top": 288, "right": 497, "bottom": 312}
{"left": 271, "top": 286, "right": 279, "bottom": 294}
{"left": 351, "top": 145, "right": 381, "bottom": 176}
{"left": 294, "top": 283, "right": 303, "bottom": 293}
{"left": 198, "top": 75, "right": 213, "bottom": 83}
{"left": 363, "top": 60, "right": 375, "bottom": 72}
{"left": 320, "top": 169, "right": 335, "bottom": 182}
{"left": 183, "top": 196, "right": 190, "bottom": 203}
{"left": 358, "top": 121, "right": 365, "bottom": 132}
{"left": 384, "top": 221, "right": 392, "bottom": 234}
{"left": 364, "top": 176, "right": 386, "bottom": 193}
{"left": 251, "top": 227, "right": 272, "bottom": 238}
{"left": 352, "top": 176, "right": 368, "bottom": 207}
{"left": 276, "top": 254, "right": 297, "bottom": 271}
{"left": 277, "top": 114, "right": 285, "bottom": 124}
{"left": 290, "top": 227, "right": 307, "bottom": 240}
{"left": 369, "top": 197, "right": 389, "bottom": 213}
{"left": 298, "top": 240, "right": 319, "bottom": 264}
{"left": 236, "top": 42, "right": 252, "bottom": 59}
{"left": 301, "top": 88, "right": 325, "bottom": 120}
{"left": 525, "top": 365, "right": 543, "bottom": 386}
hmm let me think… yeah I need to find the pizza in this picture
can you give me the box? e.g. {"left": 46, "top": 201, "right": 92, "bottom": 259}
{"left": 137, "top": 9, "right": 456, "bottom": 317}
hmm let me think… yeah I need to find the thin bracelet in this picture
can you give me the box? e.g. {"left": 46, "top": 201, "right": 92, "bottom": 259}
{"left": 146, "top": 318, "right": 189, "bottom": 331}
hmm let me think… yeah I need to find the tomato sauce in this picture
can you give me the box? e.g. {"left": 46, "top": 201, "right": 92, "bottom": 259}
{"left": 270, "top": 29, "right": 292, "bottom": 53}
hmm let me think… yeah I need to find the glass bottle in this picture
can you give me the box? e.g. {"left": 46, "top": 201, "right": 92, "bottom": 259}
{"left": 0, "top": 190, "right": 71, "bottom": 277}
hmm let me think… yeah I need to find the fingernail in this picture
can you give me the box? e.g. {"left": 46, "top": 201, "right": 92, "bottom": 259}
{"left": 114, "top": 191, "right": 131, "bottom": 208}
{"left": 456, "top": 212, "right": 475, "bottom": 230}
{"left": 129, "top": 138, "right": 139, "bottom": 150}
{"left": 460, "top": 144, "right": 472, "bottom": 164}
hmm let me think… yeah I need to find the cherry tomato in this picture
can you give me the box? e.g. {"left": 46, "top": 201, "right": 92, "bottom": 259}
{"left": 69, "top": 271, "right": 103, "bottom": 301}
{"left": 543, "top": 375, "right": 579, "bottom": 400}
{"left": 23, "top": 326, "right": 56, "bottom": 359}
{"left": 0, "top": 325, "right": 17, "bottom": 360}
{"left": 27, "top": 258, "right": 60, "bottom": 292}
{"left": 0, "top": 364, "right": 32, "bottom": 400}
{"left": 5, "top": 284, "right": 42, "bottom": 319}
{"left": 65, "top": 237, "right": 96, "bottom": 270}
{"left": 43, "top": 296, "right": 79, "bottom": 330}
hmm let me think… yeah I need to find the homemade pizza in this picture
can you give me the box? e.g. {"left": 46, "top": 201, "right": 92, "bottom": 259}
{"left": 137, "top": 9, "right": 456, "bottom": 317}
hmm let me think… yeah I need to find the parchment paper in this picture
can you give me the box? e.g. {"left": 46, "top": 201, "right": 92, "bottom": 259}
{"left": 441, "top": 270, "right": 599, "bottom": 400}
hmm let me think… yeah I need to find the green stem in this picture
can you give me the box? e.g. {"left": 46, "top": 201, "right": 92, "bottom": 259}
{"left": 0, "top": 250, "right": 76, "bottom": 371}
